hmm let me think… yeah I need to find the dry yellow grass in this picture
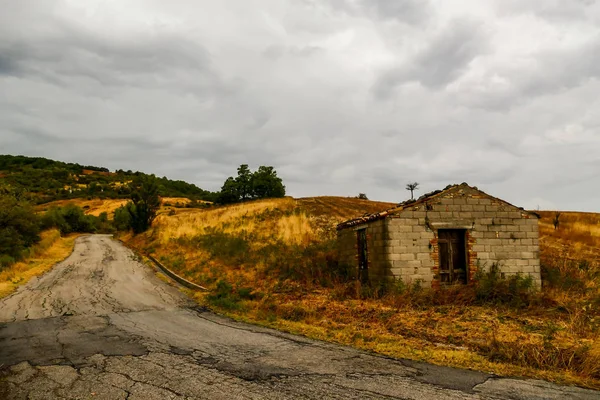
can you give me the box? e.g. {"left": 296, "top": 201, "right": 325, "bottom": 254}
{"left": 123, "top": 198, "right": 600, "bottom": 389}
{"left": 0, "top": 229, "right": 80, "bottom": 298}
{"left": 153, "top": 197, "right": 319, "bottom": 245}
{"left": 35, "top": 198, "right": 129, "bottom": 217}
{"left": 36, "top": 196, "right": 195, "bottom": 218}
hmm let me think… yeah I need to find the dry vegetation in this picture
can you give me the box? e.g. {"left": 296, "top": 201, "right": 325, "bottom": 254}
{"left": 123, "top": 198, "right": 600, "bottom": 389}
{"left": 0, "top": 229, "right": 80, "bottom": 298}
{"left": 35, "top": 197, "right": 195, "bottom": 217}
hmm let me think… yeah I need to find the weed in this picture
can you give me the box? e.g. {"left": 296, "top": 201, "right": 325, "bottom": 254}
{"left": 474, "top": 263, "right": 534, "bottom": 307}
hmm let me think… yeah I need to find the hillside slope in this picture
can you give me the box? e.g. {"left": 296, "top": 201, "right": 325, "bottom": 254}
{"left": 122, "top": 198, "right": 600, "bottom": 388}
{"left": 0, "top": 154, "right": 215, "bottom": 203}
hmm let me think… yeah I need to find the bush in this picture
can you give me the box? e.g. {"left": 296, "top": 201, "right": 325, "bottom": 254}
{"left": 474, "top": 263, "right": 534, "bottom": 307}
{"left": 0, "top": 193, "right": 41, "bottom": 262}
{"left": 0, "top": 255, "right": 16, "bottom": 270}
{"left": 41, "top": 204, "right": 112, "bottom": 234}
{"left": 206, "top": 280, "right": 246, "bottom": 311}
{"left": 113, "top": 204, "right": 132, "bottom": 231}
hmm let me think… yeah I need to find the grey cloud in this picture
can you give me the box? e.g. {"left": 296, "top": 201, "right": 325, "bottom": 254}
{"left": 451, "top": 37, "right": 600, "bottom": 111}
{"left": 372, "top": 18, "right": 489, "bottom": 98}
{"left": 325, "top": 0, "right": 431, "bottom": 25}
{"left": 496, "top": 0, "right": 599, "bottom": 23}
{"left": 263, "top": 44, "right": 322, "bottom": 60}
{"left": 362, "top": 0, "right": 431, "bottom": 24}
{"left": 1, "top": 1, "right": 599, "bottom": 211}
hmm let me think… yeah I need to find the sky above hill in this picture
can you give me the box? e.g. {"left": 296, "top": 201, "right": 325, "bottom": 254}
{"left": 1, "top": 1, "right": 599, "bottom": 211}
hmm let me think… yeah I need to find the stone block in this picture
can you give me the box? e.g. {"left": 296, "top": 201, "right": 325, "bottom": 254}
{"left": 406, "top": 232, "right": 422, "bottom": 240}
{"left": 384, "top": 240, "right": 400, "bottom": 248}
{"left": 400, "top": 253, "right": 415, "bottom": 261}
{"left": 473, "top": 244, "right": 486, "bottom": 252}
{"left": 392, "top": 246, "right": 408, "bottom": 253}
{"left": 388, "top": 253, "right": 401, "bottom": 261}
{"left": 421, "top": 259, "right": 434, "bottom": 268}
{"left": 416, "top": 253, "right": 430, "bottom": 261}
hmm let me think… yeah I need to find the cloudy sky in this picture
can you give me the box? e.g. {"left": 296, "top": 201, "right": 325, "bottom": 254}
{"left": 1, "top": 1, "right": 599, "bottom": 211}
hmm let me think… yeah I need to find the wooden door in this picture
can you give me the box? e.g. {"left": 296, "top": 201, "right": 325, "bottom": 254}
{"left": 357, "top": 229, "right": 369, "bottom": 283}
{"left": 438, "top": 229, "right": 467, "bottom": 284}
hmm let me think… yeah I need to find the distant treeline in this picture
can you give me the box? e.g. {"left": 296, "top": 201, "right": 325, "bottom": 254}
{"left": 0, "top": 155, "right": 217, "bottom": 204}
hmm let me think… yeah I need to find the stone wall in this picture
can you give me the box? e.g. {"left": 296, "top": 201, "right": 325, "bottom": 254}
{"left": 336, "top": 219, "right": 390, "bottom": 282}
{"left": 386, "top": 186, "right": 541, "bottom": 288}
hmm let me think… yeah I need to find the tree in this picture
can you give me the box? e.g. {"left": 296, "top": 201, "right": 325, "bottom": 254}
{"left": 216, "top": 165, "right": 286, "bottom": 204}
{"left": 0, "top": 189, "right": 41, "bottom": 266}
{"left": 113, "top": 204, "right": 132, "bottom": 231}
{"left": 406, "top": 182, "right": 419, "bottom": 200}
{"left": 128, "top": 175, "right": 160, "bottom": 233}
{"left": 251, "top": 166, "right": 285, "bottom": 199}
{"left": 218, "top": 177, "right": 240, "bottom": 204}
{"left": 357, "top": 193, "right": 368, "bottom": 200}
{"left": 235, "top": 164, "right": 253, "bottom": 201}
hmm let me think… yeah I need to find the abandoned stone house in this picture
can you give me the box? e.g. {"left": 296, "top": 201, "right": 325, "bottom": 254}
{"left": 337, "top": 183, "right": 541, "bottom": 288}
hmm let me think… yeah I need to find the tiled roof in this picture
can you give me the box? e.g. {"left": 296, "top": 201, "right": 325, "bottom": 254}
{"left": 336, "top": 183, "right": 537, "bottom": 230}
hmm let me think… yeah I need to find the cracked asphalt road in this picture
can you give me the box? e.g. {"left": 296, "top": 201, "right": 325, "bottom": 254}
{"left": 0, "top": 235, "right": 597, "bottom": 399}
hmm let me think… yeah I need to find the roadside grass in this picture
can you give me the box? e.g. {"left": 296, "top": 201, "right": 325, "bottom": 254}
{"left": 0, "top": 229, "right": 80, "bottom": 298}
{"left": 123, "top": 198, "right": 600, "bottom": 389}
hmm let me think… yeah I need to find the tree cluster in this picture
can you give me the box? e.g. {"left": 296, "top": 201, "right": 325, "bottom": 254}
{"left": 116, "top": 175, "right": 161, "bottom": 234}
{"left": 0, "top": 186, "right": 41, "bottom": 268}
{"left": 217, "top": 165, "right": 286, "bottom": 204}
{"left": 0, "top": 155, "right": 217, "bottom": 204}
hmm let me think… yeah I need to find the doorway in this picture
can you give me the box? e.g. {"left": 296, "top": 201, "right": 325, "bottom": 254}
{"left": 357, "top": 228, "right": 368, "bottom": 283}
{"left": 438, "top": 229, "right": 467, "bottom": 284}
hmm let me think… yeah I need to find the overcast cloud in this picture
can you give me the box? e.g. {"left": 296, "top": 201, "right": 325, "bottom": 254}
{"left": 1, "top": 0, "right": 599, "bottom": 211}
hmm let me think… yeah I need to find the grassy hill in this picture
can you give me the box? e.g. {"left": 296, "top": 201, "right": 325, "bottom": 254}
{"left": 122, "top": 197, "right": 600, "bottom": 389}
{"left": 2, "top": 153, "right": 598, "bottom": 387}
{"left": 0, "top": 154, "right": 216, "bottom": 203}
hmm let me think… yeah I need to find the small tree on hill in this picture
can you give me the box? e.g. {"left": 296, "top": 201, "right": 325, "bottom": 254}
{"left": 251, "top": 166, "right": 285, "bottom": 199}
{"left": 218, "top": 177, "right": 240, "bottom": 205}
{"left": 235, "top": 164, "right": 253, "bottom": 201}
{"left": 216, "top": 165, "right": 286, "bottom": 204}
{"left": 128, "top": 175, "right": 160, "bottom": 233}
{"left": 406, "top": 182, "right": 419, "bottom": 200}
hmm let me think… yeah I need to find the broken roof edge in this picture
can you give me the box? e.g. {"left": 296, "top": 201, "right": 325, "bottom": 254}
{"left": 336, "top": 183, "right": 538, "bottom": 230}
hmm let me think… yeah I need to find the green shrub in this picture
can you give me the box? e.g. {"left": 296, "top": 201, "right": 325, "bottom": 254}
{"left": 0, "top": 255, "right": 16, "bottom": 270}
{"left": 0, "top": 192, "right": 41, "bottom": 261}
{"left": 474, "top": 263, "right": 534, "bottom": 307}
{"left": 193, "top": 228, "right": 251, "bottom": 265}
{"left": 206, "top": 280, "right": 246, "bottom": 311}
{"left": 41, "top": 204, "right": 112, "bottom": 234}
{"left": 113, "top": 204, "right": 133, "bottom": 231}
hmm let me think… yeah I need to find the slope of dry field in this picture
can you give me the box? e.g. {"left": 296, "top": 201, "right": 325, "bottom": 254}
{"left": 35, "top": 197, "right": 195, "bottom": 217}
{"left": 122, "top": 198, "right": 600, "bottom": 389}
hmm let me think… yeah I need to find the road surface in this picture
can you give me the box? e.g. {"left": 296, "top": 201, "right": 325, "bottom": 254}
{"left": 0, "top": 235, "right": 597, "bottom": 399}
